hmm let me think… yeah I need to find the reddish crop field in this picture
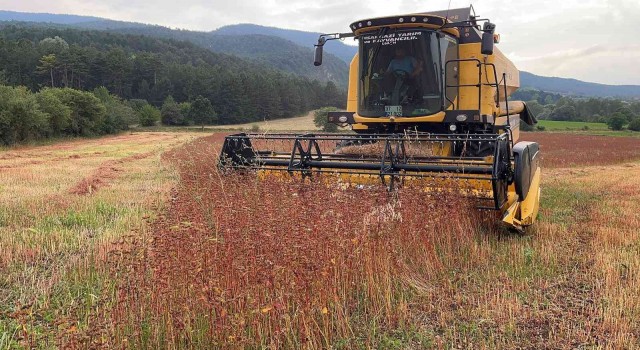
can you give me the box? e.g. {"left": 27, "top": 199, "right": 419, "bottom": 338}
{"left": 521, "top": 133, "right": 640, "bottom": 168}
{"left": 83, "top": 132, "right": 640, "bottom": 349}
{"left": 105, "top": 134, "right": 488, "bottom": 348}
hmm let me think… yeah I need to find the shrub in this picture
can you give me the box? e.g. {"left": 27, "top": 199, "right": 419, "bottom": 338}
{"left": 188, "top": 96, "right": 217, "bottom": 128}
{"left": 138, "top": 104, "right": 161, "bottom": 127}
{"left": 593, "top": 114, "right": 608, "bottom": 123}
{"left": 628, "top": 118, "right": 640, "bottom": 132}
{"left": 47, "top": 88, "right": 107, "bottom": 136}
{"left": 313, "top": 107, "right": 340, "bottom": 132}
{"left": 0, "top": 86, "right": 50, "bottom": 144}
{"left": 520, "top": 122, "right": 534, "bottom": 132}
{"left": 36, "top": 88, "right": 71, "bottom": 136}
{"left": 161, "top": 96, "right": 186, "bottom": 126}
{"left": 127, "top": 99, "right": 150, "bottom": 112}
{"left": 93, "top": 87, "right": 136, "bottom": 133}
{"left": 606, "top": 113, "right": 626, "bottom": 131}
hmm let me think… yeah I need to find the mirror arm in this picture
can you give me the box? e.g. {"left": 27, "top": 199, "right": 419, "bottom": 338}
{"left": 318, "top": 32, "right": 356, "bottom": 43}
{"left": 314, "top": 32, "right": 355, "bottom": 66}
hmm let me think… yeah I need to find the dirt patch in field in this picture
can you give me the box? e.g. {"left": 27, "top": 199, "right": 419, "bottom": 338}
{"left": 521, "top": 133, "right": 640, "bottom": 168}
{"left": 0, "top": 160, "right": 45, "bottom": 170}
{"left": 69, "top": 151, "right": 155, "bottom": 195}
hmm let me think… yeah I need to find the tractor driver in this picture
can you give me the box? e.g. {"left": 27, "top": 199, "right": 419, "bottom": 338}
{"left": 386, "top": 47, "right": 421, "bottom": 78}
{"left": 383, "top": 46, "right": 423, "bottom": 100}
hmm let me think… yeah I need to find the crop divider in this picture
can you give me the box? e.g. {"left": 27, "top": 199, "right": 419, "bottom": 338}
{"left": 380, "top": 136, "right": 408, "bottom": 190}
{"left": 287, "top": 135, "right": 323, "bottom": 178}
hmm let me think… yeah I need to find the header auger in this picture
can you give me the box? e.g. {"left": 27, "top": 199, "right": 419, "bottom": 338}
{"left": 219, "top": 6, "right": 541, "bottom": 231}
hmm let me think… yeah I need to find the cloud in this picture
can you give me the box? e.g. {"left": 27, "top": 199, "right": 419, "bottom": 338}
{"left": 0, "top": 0, "right": 638, "bottom": 84}
{"left": 510, "top": 44, "right": 640, "bottom": 84}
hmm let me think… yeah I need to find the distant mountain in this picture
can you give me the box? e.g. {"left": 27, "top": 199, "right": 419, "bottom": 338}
{"left": 0, "top": 10, "right": 103, "bottom": 24}
{"left": 206, "top": 34, "right": 348, "bottom": 85}
{"left": 214, "top": 24, "right": 358, "bottom": 64}
{"left": 520, "top": 72, "right": 640, "bottom": 99}
{"left": 0, "top": 10, "right": 150, "bottom": 29}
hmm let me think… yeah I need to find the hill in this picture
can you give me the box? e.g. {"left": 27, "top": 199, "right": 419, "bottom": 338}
{"left": 1, "top": 11, "right": 640, "bottom": 98}
{"left": 0, "top": 11, "right": 349, "bottom": 86}
{"left": 0, "top": 10, "right": 150, "bottom": 29}
{"left": 214, "top": 23, "right": 358, "bottom": 64}
{"left": 520, "top": 71, "right": 640, "bottom": 99}
{"left": 102, "top": 26, "right": 349, "bottom": 86}
{"left": 0, "top": 10, "right": 104, "bottom": 24}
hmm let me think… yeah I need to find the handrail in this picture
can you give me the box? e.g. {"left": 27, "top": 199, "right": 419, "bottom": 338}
{"left": 444, "top": 59, "right": 504, "bottom": 114}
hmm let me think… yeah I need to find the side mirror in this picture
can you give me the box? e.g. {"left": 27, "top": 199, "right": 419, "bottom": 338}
{"left": 314, "top": 44, "right": 324, "bottom": 66}
{"left": 314, "top": 37, "right": 327, "bottom": 66}
{"left": 481, "top": 22, "right": 496, "bottom": 56}
{"left": 481, "top": 32, "right": 494, "bottom": 55}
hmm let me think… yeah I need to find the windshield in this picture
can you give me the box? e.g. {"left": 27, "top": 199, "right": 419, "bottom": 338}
{"left": 358, "top": 29, "right": 457, "bottom": 117}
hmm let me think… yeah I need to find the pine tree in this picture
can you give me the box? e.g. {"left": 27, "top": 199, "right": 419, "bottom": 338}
{"left": 37, "top": 54, "right": 57, "bottom": 87}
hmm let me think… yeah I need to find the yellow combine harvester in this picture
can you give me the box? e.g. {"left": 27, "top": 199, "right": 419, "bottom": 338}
{"left": 219, "top": 7, "right": 541, "bottom": 231}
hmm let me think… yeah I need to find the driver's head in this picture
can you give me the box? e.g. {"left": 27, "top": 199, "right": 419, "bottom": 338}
{"left": 394, "top": 47, "right": 406, "bottom": 58}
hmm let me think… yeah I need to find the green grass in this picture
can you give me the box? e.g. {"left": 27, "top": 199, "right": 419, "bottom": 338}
{"left": 535, "top": 120, "right": 640, "bottom": 137}
{"left": 540, "top": 185, "right": 598, "bottom": 225}
{"left": 537, "top": 120, "right": 609, "bottom": 131}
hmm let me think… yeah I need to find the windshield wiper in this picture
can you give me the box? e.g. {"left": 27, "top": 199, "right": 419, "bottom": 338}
{"left": 361, "top": 27, "right": 393, "bottom": 81}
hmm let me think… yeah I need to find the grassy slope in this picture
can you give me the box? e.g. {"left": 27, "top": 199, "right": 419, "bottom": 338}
{"left": 0, "top": 132, "right": 200, "bottom": 348}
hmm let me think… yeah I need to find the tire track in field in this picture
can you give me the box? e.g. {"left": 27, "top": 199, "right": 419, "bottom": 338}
{"left": 68, "top": 151, "right": 156, "bottom": 195}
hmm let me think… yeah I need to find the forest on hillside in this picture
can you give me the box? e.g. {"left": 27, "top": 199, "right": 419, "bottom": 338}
{"left": 0, "top": 24, "right": 345, "bottom": 126}
{"left": 101, "top": 26, "right": 350, "bottom": 86}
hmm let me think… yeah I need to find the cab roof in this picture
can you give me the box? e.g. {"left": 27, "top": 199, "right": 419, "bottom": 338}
{"left": 350, "top": 7, "right": 484, "bottom": 43}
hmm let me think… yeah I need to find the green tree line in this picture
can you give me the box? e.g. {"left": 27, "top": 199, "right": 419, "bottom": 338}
{"left": 0, "top": 85, "right": 136, "bottom": 145}
{"left": 0, "top": 81, "right": 236, "bottom": 145}
{"left": 513, "top": 88, "right": 640, "bottom": 131}
{"left": 0, "top": 24, "right": 345, "bottom": 125}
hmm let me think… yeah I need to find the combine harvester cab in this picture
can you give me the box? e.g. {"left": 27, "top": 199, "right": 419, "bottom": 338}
{"left": 219, "top": 6, "right": 541, "bottom": 232}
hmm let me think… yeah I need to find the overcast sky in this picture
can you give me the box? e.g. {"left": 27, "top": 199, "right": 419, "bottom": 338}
{"left": 2, "top": 0, "right": 638, "bottom": 85}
